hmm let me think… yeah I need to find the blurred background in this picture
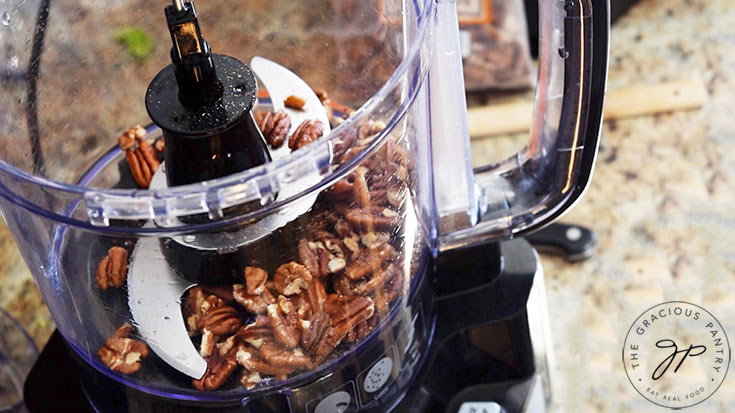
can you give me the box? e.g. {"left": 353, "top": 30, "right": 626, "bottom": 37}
{"left": 0, "top": 0, "right": 733, "bottom": 411}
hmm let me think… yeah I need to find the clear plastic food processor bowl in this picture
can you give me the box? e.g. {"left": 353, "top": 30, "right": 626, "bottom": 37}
{"left": 0, "top": 0, "right": 605, "bottom": 409}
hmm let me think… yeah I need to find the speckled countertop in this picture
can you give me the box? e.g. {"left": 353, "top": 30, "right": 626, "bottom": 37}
{"left": 474, "top": 0, "right": 735, "bottom": 411}
{"left": 1, "top": 0, "right": 734, "bottom": 411}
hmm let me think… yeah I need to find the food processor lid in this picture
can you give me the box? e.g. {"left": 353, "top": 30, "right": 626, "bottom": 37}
{"left": 0, "top": 0, "right": 436, "bottom": 234}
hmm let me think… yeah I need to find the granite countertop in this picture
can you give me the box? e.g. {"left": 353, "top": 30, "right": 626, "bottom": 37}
{"left": 474, "top": 0, "right": 735, "bottom": 411}
{"left": 1, "top": 0, "right": 733, "bottom": 411}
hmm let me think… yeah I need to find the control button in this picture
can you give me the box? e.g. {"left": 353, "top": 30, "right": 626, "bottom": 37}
{"left": 305, "top": 382, "right": 357, "bottom": 413}
{"left": 363, "top": 356, "right": 393, "bottom": 393}
{"left": 314, "top": 391, "right": 351, "bottom": 413}
{"left": 457, "top": 401, "right": 503, "bottom": 413}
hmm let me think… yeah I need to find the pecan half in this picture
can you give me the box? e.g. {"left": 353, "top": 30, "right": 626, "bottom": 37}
{"left": 255, "top": 110, "right": 291, "bottom": 148}
{"left": 267, "top": 304, "right": 299, "bottom": 348}
{"left": 300, "top": 311, "right": 330, "bottom": 351}
{"left": 197, "top": 305, "right": 242, "bottom": 336}
{"left": 193, "top": 345, "right": 239, "bottom": 391}
{"left": 96, "top": 246, "right": 128, "bottom": 290}
{"left": 325, "top": 296, "right": 374, "bottom": 325}
{"left": 273, "top": 263, "right": 312, "bottom": 296}
{"left": 98, "top": 324, "right": 149, "bottom": 375}
{"left": 119, "top": 125, "right": 160, "bottom": 189}
{"left": 199, "top": 329, "right": 217, "bottom": 357}
{"left": 298, "top": 239, "right": 320, "bottom": 279}
{"left": 288, "top": 119, "right": 325, "bottom": 150}
{"left": 244, "top": 266, "right": 268, "bottom": 295}
{"left": 343, "top": 249, "right": 382, "bottom": 280}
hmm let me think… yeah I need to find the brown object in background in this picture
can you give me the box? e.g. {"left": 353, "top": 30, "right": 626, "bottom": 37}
{"left": 459, "top": 0, "right": 535, "bottom": 91}
{"left": 468, "top": 79, "right": 709, "bottom": 137}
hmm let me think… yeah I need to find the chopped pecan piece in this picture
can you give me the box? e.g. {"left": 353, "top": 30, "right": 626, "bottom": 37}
{"left": 259, "top": 342, "right": 310, "bottom": 368}
{"left": 255, "top": 110, "right": 291, "bottom": 148}
{"left": 345, "top": 207, "right": 400, "bottom": 232}
{"left": 96, "top": 246, "right": 128, "bottom": 290}
{"left": 199, "top": 329, "right": 217, "bottom": 357}
{"left": 284, "top": 95, "right": 306, "bottom": 110}
{"left": 267, "top": 304, "right": 299, "bottom": 348}
{"left": 196, "top": 304, "right": 242, "bottom": 336}
{"left": 244, "top": 266, "right": 268, "bottom": 295}
{"left": 313, "top": 88, "right": 329, "bottom": 104}
{"left": 273, "top": 263, "right": 312, "bottom": 296}
{"left": 193, "top": 345, "right": 239, "bottom": 391}
{"left": 233, "top": 284, "right": 274, "bottom": 314}
{"left": 288, "top": 119, "right": 325, "bottom": 150}
{"left": 98, "top": 323, "right": 149, "bottom": 374}
{"left": 344, "top": 249, "right": 382, "bottom": 280}
{"left": 241, "top": 371, "right": 262, "bottom": 389}
{"left": 236, "top": 345, "right": 296, "bottom": 377}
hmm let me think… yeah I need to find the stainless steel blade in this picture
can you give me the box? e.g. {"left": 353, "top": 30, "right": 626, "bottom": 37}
{"left": 128, "top": 234, "right": 206, "bottom": 379}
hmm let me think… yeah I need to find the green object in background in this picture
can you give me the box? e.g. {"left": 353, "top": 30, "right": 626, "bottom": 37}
{"left": 114, "top": 26, "right": 153, "bottom": 61}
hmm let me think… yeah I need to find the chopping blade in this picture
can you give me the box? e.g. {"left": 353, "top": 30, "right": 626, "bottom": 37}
{"left": 128, "top": 58, "right": 333, "bottom": 379}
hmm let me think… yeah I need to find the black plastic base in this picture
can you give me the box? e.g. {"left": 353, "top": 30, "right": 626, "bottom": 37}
{"left": 25, "top": 239, "right": 542, "bottom": 413}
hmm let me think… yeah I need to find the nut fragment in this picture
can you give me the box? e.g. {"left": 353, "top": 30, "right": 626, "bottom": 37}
{"left": 193, "top": 345, "right": 239, "bottom": 391}
{"left": 255, "top": 110, "right": 291, "bottom": 148}
{"left": 233, "top": 284, "right": 274, "bottom": 314}
{"left": 273, "top": 263, "right": 312, "bottom": 296}
{"left": 288, "top": 119, "right": 325, "bottom": 150}
{"left": 98, "top": 323, "right": 149, "bottom": 374}
{"left": 244, "top": 266, "right": 268, "bottom": 295}
{"left": 96, "top": 246, "right": 128, "bottom": 290}
{"left": 284, "top": 95, "right": 306, "bottom": 110}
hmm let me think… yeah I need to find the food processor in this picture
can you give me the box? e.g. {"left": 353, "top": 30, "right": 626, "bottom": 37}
{"left": 0, "top": 0, "right": 609, "bottom": 411}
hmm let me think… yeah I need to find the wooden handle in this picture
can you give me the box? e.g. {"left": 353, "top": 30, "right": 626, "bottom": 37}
{"left": 469, "top": 79, "right": 708, "bottom": 138}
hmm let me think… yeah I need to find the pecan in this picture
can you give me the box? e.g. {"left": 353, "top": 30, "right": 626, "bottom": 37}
{"left": 236, "top": 315, "right": 272, "bottom": 347}
{"left": 98, "top": 324, "right": 149, "bottom": 375}
{"left": 244, "top": 266, "right": 268, "bottom": 295}
{"left": 199, "top": 329, "right": 217, "bottom": 357}
{"left": 347, "top": 316, "right": 376, "bottom": 343}
{"left": 233, "top": 284, "right": 274, "bottom": 314}
{"left": 352, "top": 167, "right": 371, "bottom": 208}
{"left": 284, "top": 95, "right": 306, "bottom": 110}
{"left": 255, "top": 110, "right": 291, "bottom": 148}
{"left": 325, "top": 296, "right": 374, "bottom": 325}
{"left": 345, "top": 207, "right": 400, "bottom": 233}
{"left": 309, "top": 304, "right": 372, "bottom": 365}
{"left": 300, "top": 311, "right": 330, "bottom": 351}
{"left": 154, "top": 137, "right": 165, "bottom": 153}
{"left": 119, "top": 125, "right": 160, "bottom": 189}
{"left": 236, "top": 345, "right": 296, "bottom": 377}
{"left": 196, "top": 305, "right": 242, "bottom": 335}
{"left": 304, "top": 277, "right": 327, "bottom": 313}
{"left": 288, "top": 119, "right": 325, "bottom": 150}
{"left": 334, "top": 264, "right": 396, "bottom": 296}
{"left": 273, "top": 262, "right": 312, "bottom": 296}
{"left": 344, "top": 249, "right": 382, "bottom": 280}
{"left": 200, "top": 285, "right": 235, "bottom": 303}
{"left": 267, "top": 304, "right": 299, "bottom": 348}
{"left": 313, "top": 88, "right": 329, "bottom": 104}
{"left": 259, "top": 342, "right": 310, "bottom": 368}
{"left": 241, "top": 371, "right": 262, "bottom": 389}
{"left": 96, "top": 246, "right": 128, "bottom": 290}
{"left": 193, "top": 345, "right": 239, "bottom": 391}
{"left": 298, "top": 239, "right": 320, "bottom": 278}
